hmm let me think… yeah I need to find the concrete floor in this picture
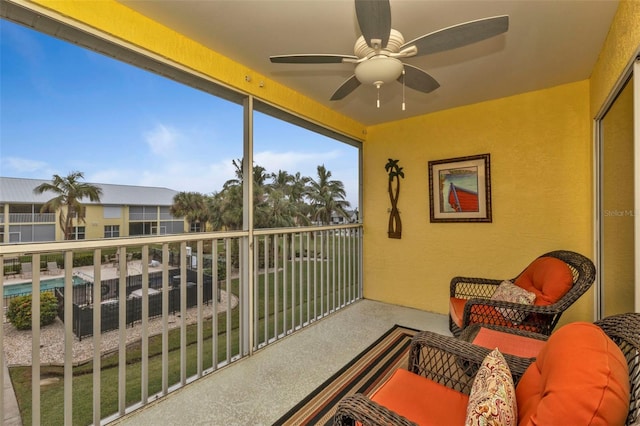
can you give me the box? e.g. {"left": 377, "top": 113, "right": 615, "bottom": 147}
{"left": 113, "top": 299, "right": 451, "bottom": 425}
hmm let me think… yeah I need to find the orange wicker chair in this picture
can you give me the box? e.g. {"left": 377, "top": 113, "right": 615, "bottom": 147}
{"left": 449, "top": 250, "right": 595, "bottom": 337}
{"left": 333, "top": 313, "right": 639, "bottom": 426}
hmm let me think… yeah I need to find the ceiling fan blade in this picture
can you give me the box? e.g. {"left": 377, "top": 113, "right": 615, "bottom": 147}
{"left": 270, "top": 54, "right": 358, "bottom": 64}
{"left": 400, "top": 64, "right": 440, "bottom": 93}
{"left": 401, "top": 15, "right": 509, "bottom": 57}
{"left": 330, "top": 75, "right": 361, "bottom": 101}
{"left": 355, "top": 0, "right": 392, "bottom": 49}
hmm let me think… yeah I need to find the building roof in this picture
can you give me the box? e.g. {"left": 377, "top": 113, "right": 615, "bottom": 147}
{"left": 0, "top": 177, "right": 179, "bottom": 206}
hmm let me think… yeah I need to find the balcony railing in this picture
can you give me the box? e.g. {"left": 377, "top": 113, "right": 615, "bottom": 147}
{"left": 128, "top": 213, "right": 158, "bottom": 221}
{"left": 0, "top": 224, "right": 362, "bottom": 425}
{"left": 7, "top": 213, "right": 56, "bottom": 223}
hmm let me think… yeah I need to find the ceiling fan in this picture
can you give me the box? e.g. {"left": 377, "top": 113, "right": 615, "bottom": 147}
{"left": 270, "top": 0, "right": 509, "bottom": 106}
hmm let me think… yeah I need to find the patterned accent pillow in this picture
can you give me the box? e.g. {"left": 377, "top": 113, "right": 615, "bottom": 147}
{"left": 491, "top": 280, "right": 536, "bottom": 324}
{"left": 465, "top": 348, "right": 517, "bottom": 426}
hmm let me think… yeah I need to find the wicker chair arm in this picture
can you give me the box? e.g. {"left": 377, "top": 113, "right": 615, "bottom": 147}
{"left": 408, "top": 330, "right": 532, "bottom": 393}
{"left": 460, "top": 298, "right": 561, "bottom": 335}
{"left": 462, "top": 298, "right": 562, "bottom": 316}
{"left": 450, "top": 276, "right": 503, "bottom": 298}
{"left": 333, "top": 393, "right": 418, "bottom": 426}
{"left": 459, "top": 323, "right": 550, "bottom": 343}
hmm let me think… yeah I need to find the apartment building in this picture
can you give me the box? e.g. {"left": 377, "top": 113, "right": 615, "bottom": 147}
{"left": 0, "top": 176, "right": 185, "bottom": 243}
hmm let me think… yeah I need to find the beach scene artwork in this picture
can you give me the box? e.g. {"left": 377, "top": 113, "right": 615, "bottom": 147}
{"left": 438, "top": 167, "right": 479, "bottom": 213}
{"left": 428, "top": 153, "right": 491, "bottom": 223}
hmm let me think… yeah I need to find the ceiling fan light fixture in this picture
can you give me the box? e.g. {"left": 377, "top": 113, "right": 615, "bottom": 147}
{"left": 354, "top": 57, "right": 403, "bottom": 86}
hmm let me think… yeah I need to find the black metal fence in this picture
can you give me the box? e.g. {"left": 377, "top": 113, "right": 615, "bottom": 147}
{"left": 56, "top": 269, "right": 223, "bottom": 340}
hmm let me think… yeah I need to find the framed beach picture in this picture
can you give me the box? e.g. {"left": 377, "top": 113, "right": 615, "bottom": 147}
{"left": 428, "top": 153, "right": 492, "bottom": 223}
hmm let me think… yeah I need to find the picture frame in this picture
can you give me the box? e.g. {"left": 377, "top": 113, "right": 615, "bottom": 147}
{"left": 428, "top": 153, "right": 492, "bottom": 223}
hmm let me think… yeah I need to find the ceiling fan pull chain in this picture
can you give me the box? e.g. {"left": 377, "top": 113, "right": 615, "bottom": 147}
{"left": 376, "top": 83, "right": 381, "bottom": 108}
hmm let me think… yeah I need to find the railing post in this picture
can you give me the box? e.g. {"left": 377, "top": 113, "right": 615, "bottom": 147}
{"left": 161, "top": 243, "right": 169, "bottom": 395}
{"left": 64, "top": 250, "right": 73, "bottom": 426}
{"left": 118, "top": 246, "right": 127, "bottom": 416}
{"left": 92, "top": 249, "right": 102, "bottom": 426}
{"left": 141, "top": 245, "right": 149, "bottom": 404}
{"left": 196, "top": 240, "right": 203, "bottom": 378}
{"left": 0, "top": 256, "right": 4, "bottom": 426}
{"left": 31, "top": 253, "right": 41, "bottom": 426}
{"left": 180, "top": 241, "right": 187, "bottom": 386}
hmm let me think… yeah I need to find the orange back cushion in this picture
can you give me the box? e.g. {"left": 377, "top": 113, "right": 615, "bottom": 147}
{"left": 515, "top": 322, "right": 630, "bottom": 426}
{"left": 514, "top": 257, "right": 573, "bottom": 305}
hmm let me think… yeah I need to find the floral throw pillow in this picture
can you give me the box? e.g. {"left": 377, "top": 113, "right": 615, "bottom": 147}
{"left": 491, "top": 280, "right": 536, "bottom": 324}
{"left": 465, "top": 348, "right": 517, "bottom": 426}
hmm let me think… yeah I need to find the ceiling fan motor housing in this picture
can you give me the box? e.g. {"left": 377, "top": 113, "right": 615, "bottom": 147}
{"left": 354, "top": 29, "right": 405, "bottom": 85}
{"left": 354, "top": 28, "right": 405, "bottom": 57}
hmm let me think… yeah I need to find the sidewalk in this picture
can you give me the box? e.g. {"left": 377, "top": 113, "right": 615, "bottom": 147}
{"left": 3, "top": 358, "right": 21, "bottom": 425}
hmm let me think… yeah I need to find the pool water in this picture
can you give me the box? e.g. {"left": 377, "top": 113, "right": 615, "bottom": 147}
{"left": 3, "top": 276, "right": 89, "bottom": 297}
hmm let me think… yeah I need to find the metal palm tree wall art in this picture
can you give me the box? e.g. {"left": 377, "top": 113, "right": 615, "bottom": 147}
{"left": 385, "top": 159, "right": 404, "bottom": 239}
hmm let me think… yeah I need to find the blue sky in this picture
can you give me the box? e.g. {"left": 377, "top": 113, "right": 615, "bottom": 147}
{"left": 0, "top": 20, "right": 359, "bottom": 207}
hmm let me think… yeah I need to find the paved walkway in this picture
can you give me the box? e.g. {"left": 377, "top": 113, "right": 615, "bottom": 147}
{"left": 3, "top": 358, "right": 21, "bottom": 425}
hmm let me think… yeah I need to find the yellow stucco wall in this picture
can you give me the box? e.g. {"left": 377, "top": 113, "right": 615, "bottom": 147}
{"left": 75, "top": 205, "right": 128, "bottom": 240}
{"left": 30, "top": 0, "right": 366, "bottom": 142}
{"left": 590, "top": 0, "right": 640, "bottom": 117}
{"left": 363, "top": 81, "right": 593, "bottom": 324}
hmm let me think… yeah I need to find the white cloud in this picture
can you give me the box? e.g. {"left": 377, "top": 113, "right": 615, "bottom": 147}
{"left": 87, "top": 169, "right": 139, "bottom": 185}
{"left": 3, "top": 157, "right": 49, "bottom": 173}
{"left": 254, "top": 149, "right": 341, "bottom": 176}
{"left": 143, "top": 124, "right": 180, "bottom": 156}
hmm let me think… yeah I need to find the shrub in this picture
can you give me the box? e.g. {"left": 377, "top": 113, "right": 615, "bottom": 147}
{"left": 7, "top": 292, "right": 58, "bottom": 330}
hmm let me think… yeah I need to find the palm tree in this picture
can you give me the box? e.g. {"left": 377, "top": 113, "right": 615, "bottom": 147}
{"left": 307, "top": 165, "right": 350, "bottom": 225}
{"left": 213, "top": 159, "right": 271, "bottom": 229}
{"left": 269, "top": 170, "right": 294, "bottom": 195}
{"left": 170, "top": 191, "right": 210, "bottom": 232}
{"left": 34, "top": 171, "right": 102, "bottom": 240}
{"left": 266, "top": 170, "right": 310, "bottom": 227}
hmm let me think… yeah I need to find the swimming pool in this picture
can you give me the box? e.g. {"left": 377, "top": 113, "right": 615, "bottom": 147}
{"left": 3, "top": 276, "right": 89, "bottom": 297}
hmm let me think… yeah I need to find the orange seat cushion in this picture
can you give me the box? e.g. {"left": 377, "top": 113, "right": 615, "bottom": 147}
{"left": 370, "top": 368, "right": 469, "bottom": 425}
{"left": 514, "top": 257, "right": 573, "bottom": 306}
{"left": 472, "top": 327, "right": 545, "bottom": 358}
{"left": 516, "top": 322, "right": 630, "bottom": 426}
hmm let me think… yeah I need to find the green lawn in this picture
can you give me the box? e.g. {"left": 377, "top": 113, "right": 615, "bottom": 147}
{"left": 9, "top": 244, "right": 360, "bottom": 425}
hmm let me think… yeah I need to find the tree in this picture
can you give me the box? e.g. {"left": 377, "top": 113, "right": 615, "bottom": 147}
{"left": 170, "top": 191, "right": 210, "bottom": 232}
{"left": 307, "top": 165, "right": 350, "bottom": 225}
{"left": 213, "top": 159, "right": 272, "bottom": 229}
{"left": 269, "top": 170, "right": 294, "bottom": 195}
{"left": 34, "top": 171, "right": 102, "bottom": 240}
{"left": 267, "top": 170, "right": 310, "bottom": 227}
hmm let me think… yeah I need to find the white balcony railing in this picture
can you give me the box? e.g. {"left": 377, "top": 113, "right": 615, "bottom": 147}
{"left": 0, "top": 224, "right": 362, "bottom": 425}
{"left": 128, "top": 213, "right": 158, "bottom": 221}
{"left": 7, "top": 213, "right": 56, "bottom": 223}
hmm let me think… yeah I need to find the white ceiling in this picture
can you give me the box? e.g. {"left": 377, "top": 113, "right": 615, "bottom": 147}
{"left": 118, "top": 0, "right": 619, "bottom": 126}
